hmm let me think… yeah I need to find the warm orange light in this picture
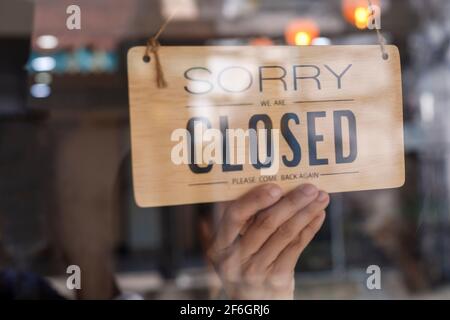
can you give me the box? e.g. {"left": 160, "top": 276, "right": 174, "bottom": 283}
{"left": 285, "top": 19, "right": 320, "bottom": 46}
{"left": 295, "top": 32, "right": 312, "bottom": 46}
{"left": 342, "top": 0, "right": 380, "bottom": 29}
{"left": 354, "top": 6, "right": 369, "bottom": 29}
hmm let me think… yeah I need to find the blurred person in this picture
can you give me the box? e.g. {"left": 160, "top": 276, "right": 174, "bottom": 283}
{"left": 61, "top": 176, "right": 328, "bottom": 300}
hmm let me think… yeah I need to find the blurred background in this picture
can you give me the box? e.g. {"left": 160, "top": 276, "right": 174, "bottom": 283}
{"left": 1, "top": 0, "right": 450, "bottom": 299}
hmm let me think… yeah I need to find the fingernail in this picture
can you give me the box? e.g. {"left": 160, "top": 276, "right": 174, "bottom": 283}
{"left": 301, "top": 184, "right": 318, "bottom": 196}
{"left": 317, "top": 191, "right": 329, "bottom": 202}
{"left": 268, "top": 186, "right": 282, "bottom": 198}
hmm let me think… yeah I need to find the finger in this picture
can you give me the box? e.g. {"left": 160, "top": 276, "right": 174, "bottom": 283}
{"left": 237, "top": 184, "right": 320, "bottom": 260}
{"left": 240, "top": 216, "right": 255, "bottom": 236}
{"left": 251, "top": 191, "right": 330, "bottom": 270}
{"left": 270, "top": 211, "right": 326, "bottom": 279}
{"left": 213, "top": 183, "right": 283, "bottom": 253}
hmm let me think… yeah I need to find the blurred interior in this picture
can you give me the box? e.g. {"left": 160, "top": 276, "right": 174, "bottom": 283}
{"left": 1, "top": 0, "right": 450, "bottom": 299}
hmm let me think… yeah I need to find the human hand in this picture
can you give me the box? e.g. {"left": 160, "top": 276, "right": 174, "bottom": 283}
{"left": 207, "top": 183, "right": 329, "bottom": 299}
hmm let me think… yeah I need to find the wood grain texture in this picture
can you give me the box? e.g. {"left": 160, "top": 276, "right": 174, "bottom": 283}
{"left": 127, "top": 45, "right": 405, "bottom": 207}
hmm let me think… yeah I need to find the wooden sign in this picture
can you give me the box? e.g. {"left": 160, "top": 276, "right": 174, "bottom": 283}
{"left": 127, "top": 45, "right": 405, "bottom": 207}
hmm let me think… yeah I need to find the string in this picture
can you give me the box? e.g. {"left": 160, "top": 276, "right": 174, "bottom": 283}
{"left": 367, "top": 0, "right": 389, "bottom": 60}
{"left": 143, "top": 2, "right": 387, "bottom": 89}
{"left": 143, "top": 10, "right": 178, "bottom": 88}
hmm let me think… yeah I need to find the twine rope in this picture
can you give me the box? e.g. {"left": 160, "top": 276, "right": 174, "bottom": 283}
{"left": 143, "top": 10, "right": 178, "bottom": 88}
{"left": 143, "top": 3, "right": 387, "bottom": 89}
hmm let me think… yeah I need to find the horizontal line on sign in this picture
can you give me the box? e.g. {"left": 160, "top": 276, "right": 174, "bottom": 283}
{"left": 186, "top": 103, "right": 254, "bottom": 108}
{"left": 320, "top": 171, "right": 360, "bottom": 176}
{"left": 293, "top": 99, "right": 355, "bottom": 104}
{"left": 189, "top": 181, "right": 229, "bottom": 186}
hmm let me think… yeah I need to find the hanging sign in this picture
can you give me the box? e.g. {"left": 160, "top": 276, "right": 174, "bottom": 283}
{"left": 127, "top": 45, "right": 405, "bottom": 207}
